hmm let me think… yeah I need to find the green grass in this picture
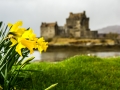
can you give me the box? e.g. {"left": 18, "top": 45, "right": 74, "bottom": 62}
{"left": 18, "top": 55, "right": 120, "bottom": 90}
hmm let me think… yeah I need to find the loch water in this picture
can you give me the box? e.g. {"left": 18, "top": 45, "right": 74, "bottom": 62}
{"left": 30, "top": 49, "right": 120, "bottom": 62}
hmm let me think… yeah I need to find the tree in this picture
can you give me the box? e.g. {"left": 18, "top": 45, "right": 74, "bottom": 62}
{"left": 106, "top": 32, "right": 119, "bottom": 40}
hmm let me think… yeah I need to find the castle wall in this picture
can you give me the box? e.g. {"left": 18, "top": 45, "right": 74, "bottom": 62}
{"left": 68, "top": 29, "right": 74, "bottom": 37}
{"left": 75, "top": 21, "right": 81, "bottom": 29}
{"left": 58, "top": 26, "right": 66, "bottom": 37}
{"left": 74, "top": 30, "right": 81, "bottom": 38}
{"left": 68, "top": 29, "right": 80, "bottom": 38}
{"left": 66, "top": 19, "right": 76, "bottom": 28}
{"left": 80, "top": 18, "right": 89, "bottom": 30}
{"left": 41, "top": 27, "right": 56, "bottom": 39}
{"left": 80, "top": 31, "right": 98, "bottom": 39}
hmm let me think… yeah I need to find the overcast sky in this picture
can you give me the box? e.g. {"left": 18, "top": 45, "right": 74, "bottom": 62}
{"left": 0, "top": 0, "right": 120, "bottom": 37}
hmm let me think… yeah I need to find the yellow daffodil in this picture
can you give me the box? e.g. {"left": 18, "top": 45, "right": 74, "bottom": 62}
{"left": 37, "top": 42, "right": 48, "bottom": 53}
{"left": 10, "top": 38, "right": 17, "bottom": 47}
{"left": 15, "top": 42, "right": 26, "bottom": 56}
{"left": 15, "top": 37, "right": 36, "bottom": 56}
{"left": 8, "top": 21, "right": 25, "bottom": 38}
{"left": 22, "top": 28, "right": 37, "bottom": 41}
{"left": 20, "top": 38, "right": 36, "bottom": 54}
{"left": 7, "top": 21, "right": 48, "bottom": 56}
{"left": 37, "top": 37, "right": 45, "bottom": 42}
{"left": 36, "top": 37, "right": 48, "bottom": 53}
{"left": 8, "top": 21, "right": 22, "bottom": 32}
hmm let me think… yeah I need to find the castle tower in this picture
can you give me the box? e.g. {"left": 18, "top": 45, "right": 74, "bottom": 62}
{"left": 66, "top": 11, "right": 90, "bottom": 38}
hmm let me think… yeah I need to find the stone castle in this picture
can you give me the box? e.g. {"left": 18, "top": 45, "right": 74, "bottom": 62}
{"left": 40, "top": 11, "right": 98, "bottom": 39}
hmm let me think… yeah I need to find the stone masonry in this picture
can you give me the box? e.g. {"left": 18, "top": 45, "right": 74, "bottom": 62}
{"left": 40, "top": 11, "right": 98, "bottom": 39}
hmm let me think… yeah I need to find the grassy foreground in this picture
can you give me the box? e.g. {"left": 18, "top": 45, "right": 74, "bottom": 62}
{"left": 19, "top": 55, "right": 120, "bottom": 90}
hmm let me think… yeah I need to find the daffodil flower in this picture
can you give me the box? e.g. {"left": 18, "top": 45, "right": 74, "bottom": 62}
{"left": 7, "top": 21, "right": 48, "bottom": 56}
{"left": 15, "top": 42, "right": 26, "bottom": 56}
{"left": 20, "top": 38, "right": 36, "bottom": 54}
{"left": 14, "top": 37, "right": 36, "bottom": 56}
{"left": 10, "top": 38, "right": 17, "bottom": 47}
{"left": 8, "top": 21, "right": 25, "bottom": 38}
{"left": 8, "top": 21, "right": 22, "bottom": 32}
{"left": 22, "top": 28, "right": 38, "bottom": 41}
{"left": 36, "top": 37, "right": 48, "bottom": 53}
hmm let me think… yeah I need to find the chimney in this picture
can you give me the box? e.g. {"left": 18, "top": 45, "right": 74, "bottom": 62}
{"left": 83, "top": 11, "right": 86, "bottom": 14}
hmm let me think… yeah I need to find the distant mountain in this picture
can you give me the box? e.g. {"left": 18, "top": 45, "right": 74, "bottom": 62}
{"left": 97, "top": 25, "right": 120, "bottom": 34}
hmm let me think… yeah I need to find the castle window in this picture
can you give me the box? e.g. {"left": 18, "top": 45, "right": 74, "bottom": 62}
{"left": 68, "top": 26, "right": 73, "bottom": 29}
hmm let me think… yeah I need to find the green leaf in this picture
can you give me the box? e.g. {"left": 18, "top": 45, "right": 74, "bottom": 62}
{"left": 21, "top": 56, "right": 35, "bottom": 68}
{"left": 45, "top": 83, "right": 58, "bottom": 90}
{"left": 0, "top": 21, "right": 3, "bottom": 28}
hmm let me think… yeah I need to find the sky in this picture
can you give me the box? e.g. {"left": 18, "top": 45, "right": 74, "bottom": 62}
{"left": 0, "top": 0, "right": 120, "bottom": 37}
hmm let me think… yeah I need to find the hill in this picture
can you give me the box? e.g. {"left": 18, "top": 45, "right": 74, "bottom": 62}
{"left": 97, "top": 25, "right": 120, "bottom": 34}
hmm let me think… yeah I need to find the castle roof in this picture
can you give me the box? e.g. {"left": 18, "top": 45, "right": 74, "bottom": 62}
{"left": 68, "top": 11, "right": 86, "bottom": 19}
{"left": 41, "top": 22, "right": 57, "bottom": 27}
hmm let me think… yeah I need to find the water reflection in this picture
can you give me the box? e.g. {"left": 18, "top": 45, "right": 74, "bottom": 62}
{"left": 93, "top": 52, "right": 120, "bottom": 57}
{"left": 29, "top": 50, "right": 120, "bottom": 62}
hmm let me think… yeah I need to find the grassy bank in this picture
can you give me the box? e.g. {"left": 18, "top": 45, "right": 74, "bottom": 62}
{"left": 18, "top": 55, "right": 120, "bottom": 90}
{"left": 48, "top": 38, "right": 114, "bottom": 45}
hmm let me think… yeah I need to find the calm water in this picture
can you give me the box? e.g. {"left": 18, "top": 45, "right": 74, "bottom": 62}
{"left": 29, "top": 50, "right": 120, "bottom": 62}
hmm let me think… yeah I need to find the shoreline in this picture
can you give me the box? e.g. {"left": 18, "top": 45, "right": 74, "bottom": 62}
{"left": 46, "top": 44, "right": 120, "bottom": 52}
